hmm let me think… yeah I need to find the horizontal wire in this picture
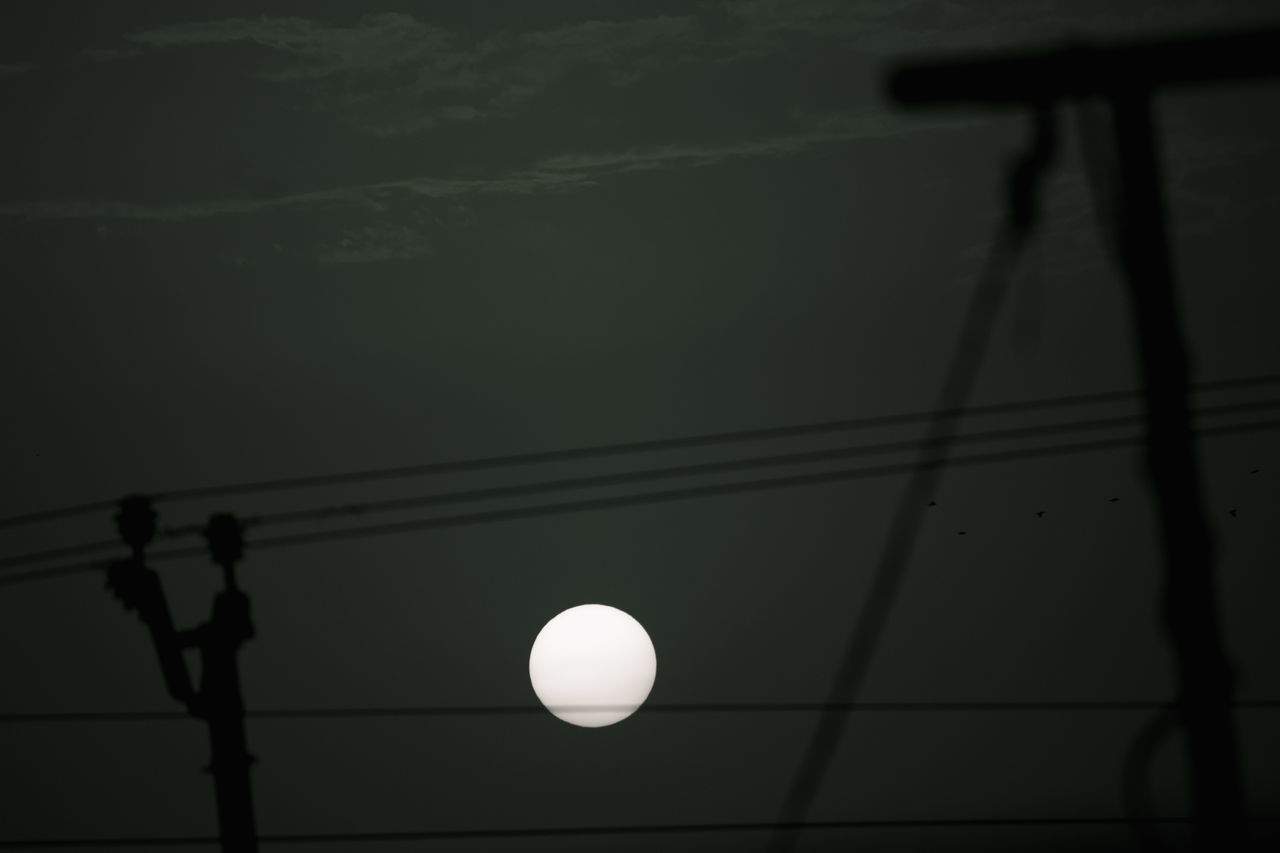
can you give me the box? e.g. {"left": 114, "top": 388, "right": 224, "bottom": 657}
{"left": 3, "top": 699, "right": 1279, "bottom": 724}
{"left": 3, "top": 371, "right": 1278, "bottom": 532}
{"left": 2, "top": 816, "right": 1278, "bottom": 847}
{"left": 4, "top": 415, "right": 1278, "bottom": 588}
{"left": 4, "top": 396, "right": 1278, "bottom": 574}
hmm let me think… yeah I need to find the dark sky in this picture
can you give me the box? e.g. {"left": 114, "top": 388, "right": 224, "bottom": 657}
{"left": 2, "top": 1, "right": 1280, "bottom": 851}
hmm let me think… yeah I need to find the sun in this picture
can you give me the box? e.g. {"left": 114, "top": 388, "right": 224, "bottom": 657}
{"left": 528, "top": 604, "right": 657, "bottom": 727}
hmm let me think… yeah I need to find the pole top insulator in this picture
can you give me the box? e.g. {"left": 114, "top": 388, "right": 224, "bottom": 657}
{"left": 204, "top": 513, "right": 244, "bottom": 568}
{"left": 115, "top": 495, "right": 156, "bottom": 553}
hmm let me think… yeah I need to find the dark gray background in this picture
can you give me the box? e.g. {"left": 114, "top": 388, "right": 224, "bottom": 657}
{"left": 2, "top": 1, "right": 1279, "bottom": 850}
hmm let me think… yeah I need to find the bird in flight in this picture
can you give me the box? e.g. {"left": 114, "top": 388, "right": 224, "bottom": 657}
{"left": 928, "top": 501, "right": 937, "bottom": 507}
{"left": 1108, "top": 497, "right": 1120, "bottom": 503}
{"left": 1035, "top": 510, "right": 1046, "bottom": 518}
{"left": 1228, "top": 508, "right": 1238, "bottom": 518}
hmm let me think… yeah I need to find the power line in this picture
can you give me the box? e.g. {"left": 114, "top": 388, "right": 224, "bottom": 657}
{"left": 3, "top": 699, "right": 1278, "bottom": 724}
{"left": 1, "top": 816, "right": 1277, "bottom": 848}
{"left": 4, "top": 396, "right": 1278, "bottom": 574}
{"left": 3, "top": 371, "right": 1279, "bottom": 533}
{"left": 4, "top": 415, "right": 1278, "bottom": 588}
{"left": 213, "top": 815, "right": 1280, "bottom": 843}
{"left": 243, "top": 398, "right": 1280, "bottom": 526}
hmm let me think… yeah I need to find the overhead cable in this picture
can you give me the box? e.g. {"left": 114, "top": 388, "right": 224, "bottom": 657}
{"left": 3, "top": 415, "right": 1277, "bottom": 589}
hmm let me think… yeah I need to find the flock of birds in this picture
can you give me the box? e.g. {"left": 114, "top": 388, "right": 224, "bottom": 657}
{"left": 928, "top": 468, "right": 1263, "bottom": 535}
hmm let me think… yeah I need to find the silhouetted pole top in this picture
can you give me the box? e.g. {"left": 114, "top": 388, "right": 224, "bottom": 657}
{"left": 888, "top": 27, "right": 1280, "bottom": 107}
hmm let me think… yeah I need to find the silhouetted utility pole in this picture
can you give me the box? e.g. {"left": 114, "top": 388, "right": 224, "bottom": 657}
{"left": 108, "top": 497, "right": 258, "bottom": 852}
{"left": 889, "top": 28, "right": 1280, "bottom": 852}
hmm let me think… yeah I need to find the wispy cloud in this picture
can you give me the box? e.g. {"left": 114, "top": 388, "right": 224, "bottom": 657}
{"left": 317, "top": 220, "right": 434, "bottom": 264}
{"left": 3, "top": 94, "right": 1267, "bottom": 230}
{"left": 125, "top": 13, "right": 457, "bottom": 79}
{"left": 0, "top": 111, "right": 979, "bottom": 223}
{"left": 115, "top": 13, "right": 697, "bottom": 134}
{"left": 0, "top": 169, "right": 598, "bottom": 223}
{"left": 537, "top": 110, "right": 983, "bottom": 174}
{"left": 88, "top": 3, "right": 1276, "bottom": 140}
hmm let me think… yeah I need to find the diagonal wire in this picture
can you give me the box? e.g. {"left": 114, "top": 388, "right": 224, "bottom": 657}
{"left": 3, "top": 414, "right": 1278, "bottom": 589}
{"left": 234, "top": 399, "right": 1280, "bottom": 527}
{"left": 4, "top": 396, "right": 1278, "bottom": 574}
{"left": 769, "top": 104, "right": 1060, "bottom": 851}
{"left": 3, "top": 371, "right": 1279, "bottom": 533}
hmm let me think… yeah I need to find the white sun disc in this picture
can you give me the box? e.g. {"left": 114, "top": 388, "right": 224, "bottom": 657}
{"left": 528, "top": 604, "right": 657, "bottom": 727}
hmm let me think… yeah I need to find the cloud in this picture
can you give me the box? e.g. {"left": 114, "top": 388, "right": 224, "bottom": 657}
{"left": 126, "top": 13, "right": 456, "bottom": 79}
{"left": 0, "top": 168, "right": 597, "bottom": 223}
{"left": 535, "top": 109, "right": 983, "bottom": 174}
{"left": 333, "top": 14, "right": 699, "bottom": 135}
{"left": 517, "top": 15, "right": 696, "bottom": 57}
{"left": 0, "top": 107, "right": 987, "bottom": 225}
{"left": 317, "top": 220, "right": 434, "bottom": 264}
{"left": 95, "top": 3, "right": 1280, "bottom": 140}
{"left": 117, "top": 13, "right": 698, "bottom": 135}
{"left": 0, "top": 108, "right": 982, "bottom": 224}
{"left": 9, "top": 101, "right": 1260, "bottom": 230}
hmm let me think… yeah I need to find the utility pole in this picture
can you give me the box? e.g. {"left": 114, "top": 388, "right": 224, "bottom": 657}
{"left": 108, "top": 498, "right": 259, "bottom": 852}
{"left": 887, "top": 27, "right": 1280, "bottom": 851}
